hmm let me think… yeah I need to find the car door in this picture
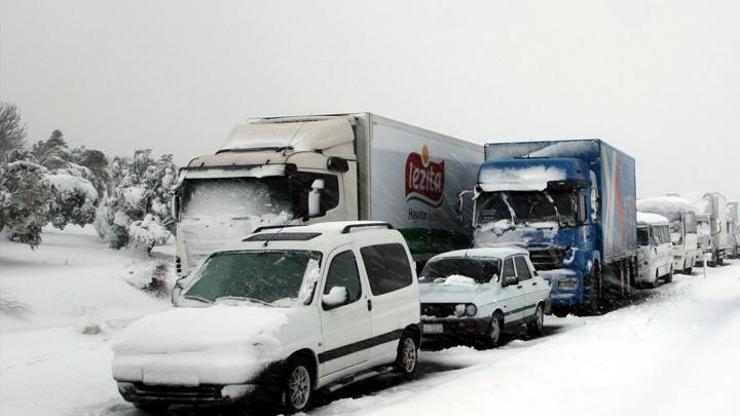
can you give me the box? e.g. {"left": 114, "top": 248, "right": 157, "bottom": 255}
{"left": 500, "top": 256, "right": 525, "bottom": 322}
{"left": 319, "top": 248, "right": 373, "bottom": 377}
{"left": 514, "top": 255, "right": 539, "bottom": 317}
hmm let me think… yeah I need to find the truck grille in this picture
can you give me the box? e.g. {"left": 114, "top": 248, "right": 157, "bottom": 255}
{"left": 421, "top": 303, "right": 458, "bottom": 318}
{"left": 527, "top": 246, "right": 566, "bottom": 270}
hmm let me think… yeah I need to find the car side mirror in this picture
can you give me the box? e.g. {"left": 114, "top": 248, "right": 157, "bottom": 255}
{"left": 502, "top": 275, "right": 518, "bottom": 287}
{"left": 308, "top": 179, "right": 325, "bottom": 218}
{"left": 322, "top": 286, "right": 348, "bottom": 309}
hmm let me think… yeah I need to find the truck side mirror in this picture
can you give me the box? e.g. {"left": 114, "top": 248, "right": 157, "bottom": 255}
{"left": 308, "top": 179, "right": 325, "bottom": 218}
{"left": 170, "top": 192, "right": 180, "bottom": 221}
{"left": 456, "top": 189, "right": 474, "bottom": 225}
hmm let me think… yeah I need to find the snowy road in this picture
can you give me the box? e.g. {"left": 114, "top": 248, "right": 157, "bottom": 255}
{"left": 2, "top": 227, "right": 740, "bottom": 416}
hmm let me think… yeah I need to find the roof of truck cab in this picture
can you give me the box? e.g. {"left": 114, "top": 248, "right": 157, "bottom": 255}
{"left": 217, "top": 221, "right": 403, "bottom": 254}
{"left": 429, "top": 247, "right": 528, "bottom": 261}
{"left": 637, "top": 212, "right": 670, "bottom": 226}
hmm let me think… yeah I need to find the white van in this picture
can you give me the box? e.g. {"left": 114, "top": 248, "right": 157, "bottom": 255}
{"left": 418, "top": 247, "right": 551, "bottom": 348}
{"left": 112, "top": 222, "right": 421, "bottom": 414}
{"left": 636, "top": 213, "right": 674, "bottom": 287}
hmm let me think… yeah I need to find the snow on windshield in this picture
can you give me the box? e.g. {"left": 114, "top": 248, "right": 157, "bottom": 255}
{"left": 421, "top": 258, "right": 500, "bottom": 284}
{"left": 182, "top": 177, "right": 292, "bottom": 219}
{"left": 476, "top": 190, "right": 575, "bottom": 227}
{"left": 478, "top": 165, "right": 566, "bottom": 192}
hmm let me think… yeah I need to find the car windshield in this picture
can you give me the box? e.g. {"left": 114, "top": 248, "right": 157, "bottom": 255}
{"left": 476, "top": 190, "right": 577, "bottom": 228}
{"left": 419, "top": 258, "right": 501, "bottom": 284}
{"left": 183, "top": 250, "right": 322, "bottom": 305}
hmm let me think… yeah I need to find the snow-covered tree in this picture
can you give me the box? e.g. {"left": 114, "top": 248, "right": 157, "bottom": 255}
{"left": 46, "top": 173, "right": 98, "bottom": 229}
{"left": 1, "top": 160, "right": 50, "bottom": 247}
{"left": 95, "top": 149, "right": 177, "bottom": 253}
{"left": 0, "top": 103, "right": 27, "bottom": 165}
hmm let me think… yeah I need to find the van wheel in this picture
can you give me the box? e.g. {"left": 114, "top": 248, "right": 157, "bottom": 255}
{"left": 649, "top": 271, "right": 659, "bottom": 288}
{"left": 281, "top": 358, "right": 312, "bottom": 414}
{"left": 394, "top": 332, "right": 418, "bottom": 379}
{"left": 685, "top": 266, "right": 693, "bottom": 275}
{"left": 527, "top": 304, "right": 544, "bottom": 337}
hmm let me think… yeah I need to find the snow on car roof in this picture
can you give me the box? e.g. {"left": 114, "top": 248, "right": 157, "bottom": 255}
{"left": 430, "top": 247, "right": 528, "bottom": 261}
{"left": 637, "top": 212, "right": 670, "bottom": 225}
{"left": 637, "top": 196, "right": 696, "bottom": 214}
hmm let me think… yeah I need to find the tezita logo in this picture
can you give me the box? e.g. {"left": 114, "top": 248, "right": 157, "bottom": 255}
{"left": 405, "top": 145, "right": 445, "bottom": 207}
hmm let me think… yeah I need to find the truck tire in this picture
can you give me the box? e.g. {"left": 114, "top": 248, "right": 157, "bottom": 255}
{"left": 526, "top": 304, "right": 544, "bottom": 336}
{"left": 583, "top": 265, "right": 601, "bottom": 315}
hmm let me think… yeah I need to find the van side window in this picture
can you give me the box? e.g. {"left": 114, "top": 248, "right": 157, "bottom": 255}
{"left": 360, "top": 243, "right": 413, "bottom": 296}
{"left": 650, "top": 226, "right": 661, "bottom": 246}
{"left": 323, "top": 251, "right": 362, "bottom": 308}
{"left": 514, "top": 256, "right": 532, "bottom": 281}
{"left": 502, "top": 258, "right": 516, "bottom": 279}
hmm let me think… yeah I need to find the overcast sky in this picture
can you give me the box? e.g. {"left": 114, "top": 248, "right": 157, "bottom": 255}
{"left": 1, "top": 0, "right": 738, "bottom": 201}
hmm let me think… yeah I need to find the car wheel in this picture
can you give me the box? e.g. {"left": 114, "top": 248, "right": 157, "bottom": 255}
{"left": 281, "top": 358, "right": 312, "bottom": 414}
{"left": 481, "top": 315, "right": 503, "bottom": 349}
{"left": 133, "top": 402, "right": 169, "bottom": 414}
{"left": 526, "top": 304, "right": 544, "bottom": 337}
{"left": 395, "top": 332, "right": 418, "bottom": 379}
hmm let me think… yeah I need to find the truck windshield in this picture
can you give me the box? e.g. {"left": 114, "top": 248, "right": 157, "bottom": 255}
{"left": 419, "top": 258, "right": 501, "bottom": 284}
{"left": 180, "top": 177, "right": 294, "bottom": 219}
{"left": 183, "top": 250, "right": 322, "bottom": 305}
{"left": 476, "top": 190, "right": 577, "bottom": 228}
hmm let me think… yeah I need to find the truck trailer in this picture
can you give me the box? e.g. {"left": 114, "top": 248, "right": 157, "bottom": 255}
{"left": 676, "top": 192, "right": 729, "bottom": 266}
{"left": 172, "top": 113, "right": 483, "bottom": 276}
{"left": 465, "top": 139, "right": 637, "bottom": 315}
{"left": 727, "top": 202, "right": 739, "bottom": 258}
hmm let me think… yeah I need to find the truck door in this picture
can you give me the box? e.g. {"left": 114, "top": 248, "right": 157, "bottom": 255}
{"left": 319, "top": 249, "right": 372, "bottom": 376}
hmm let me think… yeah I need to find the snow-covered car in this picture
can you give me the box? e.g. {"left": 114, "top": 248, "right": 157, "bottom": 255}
{"left": 112, "top": 221, "right": 421, "bottom": 414}
{"left": 636, "top": 212, "right": 674, "bottom": 287}
{"left": 418, "top": 247, "right": 551, "bottom": 348}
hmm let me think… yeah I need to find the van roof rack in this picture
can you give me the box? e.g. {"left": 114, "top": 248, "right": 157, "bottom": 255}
{"left": 252, "top": 224, "right": 300, "bottom": 233}
{"left": 341, "top": 222, "right": 393, "bottom": 234}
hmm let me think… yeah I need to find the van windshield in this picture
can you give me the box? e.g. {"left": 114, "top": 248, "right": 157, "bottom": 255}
{"left": 420, "top": 258, "right": 501, "bottom": 284}
{"left": 183, "top": 250, "right": 322, "bottom": 305}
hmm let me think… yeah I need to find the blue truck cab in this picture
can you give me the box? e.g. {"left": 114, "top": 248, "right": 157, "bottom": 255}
{"left": 468, "top": 140, "right": 637, "bottom": 315}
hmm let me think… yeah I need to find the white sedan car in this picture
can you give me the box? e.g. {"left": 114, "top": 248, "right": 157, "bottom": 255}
{"left": 419, "top": 247, "right": 551, "bottom": 348}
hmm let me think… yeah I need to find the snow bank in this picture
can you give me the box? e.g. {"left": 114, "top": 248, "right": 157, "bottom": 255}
{"left": 637, "top": 212, "right": 670, "bottom": 225}
{"left": 478, "top": 165, "right": 566, "bottom": 192}
{"left": 112, "top": 304, "right": 289, "bottom": 385}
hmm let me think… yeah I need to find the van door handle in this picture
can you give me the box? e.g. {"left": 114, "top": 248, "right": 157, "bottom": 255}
{"left": 367, "top": 299, "right": 373, "bottom": 311}
{"left": 532, "top": 282, "right": 538, "bottom": 286}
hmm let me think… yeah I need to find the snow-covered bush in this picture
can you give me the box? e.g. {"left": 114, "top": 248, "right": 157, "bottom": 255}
{"left": 95, "top": 149, "right": 177, "bottom": 253}
{"left": 46, "top": 173, "right": 98, "bottom": 229}
{"left": 0, "top": 160, "right": 50, "bottom": 247}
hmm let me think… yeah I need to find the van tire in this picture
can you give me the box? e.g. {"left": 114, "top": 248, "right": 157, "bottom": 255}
{"left": 664, "top": 267, "right": 673, "bottom": 283}
{"left": 394, "top": 332, "right": 418, "bottom": 379}
{"left": 526, "top": 304, "right": 544, "bottom": 337}
{"left": 280, "top": 358, "right": 313, "bottom": 414}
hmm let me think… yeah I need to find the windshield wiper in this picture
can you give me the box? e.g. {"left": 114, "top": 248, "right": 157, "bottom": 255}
{"left": 215, "top": 296, "right": 274, "bottom": 307}
{"left": 183, "top": 294, "right": 213, "bottom": 304}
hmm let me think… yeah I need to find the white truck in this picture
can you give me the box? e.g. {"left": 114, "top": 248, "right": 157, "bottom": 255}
{"left": 676, "top": 192, "right": 729, "bottom": 266}
{"left": 172, "top": 113, "right": 483, "bottom": 276}
{"left": 728, "top": 202, "right": 739, "bottom": 259}
{"left": 637, "top": 196, "right": 699, "bottom": 274}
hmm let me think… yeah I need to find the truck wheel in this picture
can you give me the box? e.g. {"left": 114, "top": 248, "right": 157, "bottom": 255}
{"left": 552, "top": 308, "right": 569, "bottom": 318}
{"left": 583, "top": 265, "right": 601, "bottom": 314}
{"left": 685, "top": 265, "right": 693, "bottom": 275}
{"left": 394, "top": 332, "right": 418, "bottom": 379}
{"left": 133, "top": 402, "right": 169, "bottom": 414}
{"left": 281, "top": 358, "right": 313, "bottom": 414}
{"left": 526, "top": 304, "right": 544, "bottom": 336}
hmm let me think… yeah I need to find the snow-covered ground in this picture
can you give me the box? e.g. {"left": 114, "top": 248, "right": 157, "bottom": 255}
{"left": 1, "top": 226, "right": 739, "bottom": 416}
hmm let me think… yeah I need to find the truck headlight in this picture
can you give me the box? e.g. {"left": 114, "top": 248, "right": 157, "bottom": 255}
{"left": 563, "top": 247, "right": 575, "bottom": 264}
{"left": 557, "top": 276, "right": 579, "bottom": 290}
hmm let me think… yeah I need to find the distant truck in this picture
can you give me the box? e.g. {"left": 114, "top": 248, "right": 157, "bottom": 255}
{"left": 637, "top": 196, "right": 699, "bottom": 274}
{"left": 728, "top": 202, "right": 739, "bottom": 258}
{"left": 463, "top": 139, "right": 637, "bottom": 316}
{"left": 676, "top": 192, "right": 729, "bottom": 266}
{"left": 172, "top": 113, "right": 483, "bottom": 276}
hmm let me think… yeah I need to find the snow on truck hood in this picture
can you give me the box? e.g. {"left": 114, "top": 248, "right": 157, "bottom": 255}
{"left": 112, "top": 304, "right": 289, "bottom": 386}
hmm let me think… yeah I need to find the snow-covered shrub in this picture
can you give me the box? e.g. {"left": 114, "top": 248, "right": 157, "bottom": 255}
{"left": 0, "top": 160, "right": 50, "bottom": 247}
{"left": 46, "top": 173, "right": 98, "bottom": 229}
{"left": 95, "top": 149, "right": 177, "bottom": 252}
{"left": 128, "top": 214, "right": 170, "bottom": 254}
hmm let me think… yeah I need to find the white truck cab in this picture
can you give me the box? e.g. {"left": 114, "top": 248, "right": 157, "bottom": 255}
{"left": 112, "top": 221, "right": 421, "bottom": 414}
{"left": 636, "top": 213, "right": 674, "bottom": 287}
{"left": 418, "top": 247, "right": 551, "bottom": 348}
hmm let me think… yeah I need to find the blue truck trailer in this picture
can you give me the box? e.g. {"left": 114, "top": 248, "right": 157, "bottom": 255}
{"left": 465, "top": 139, "right": 637, "bottom": 315}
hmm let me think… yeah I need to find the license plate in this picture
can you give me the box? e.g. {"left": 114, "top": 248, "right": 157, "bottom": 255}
{"left": 423, "top": 324, "right": 443, "bottom": 334}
